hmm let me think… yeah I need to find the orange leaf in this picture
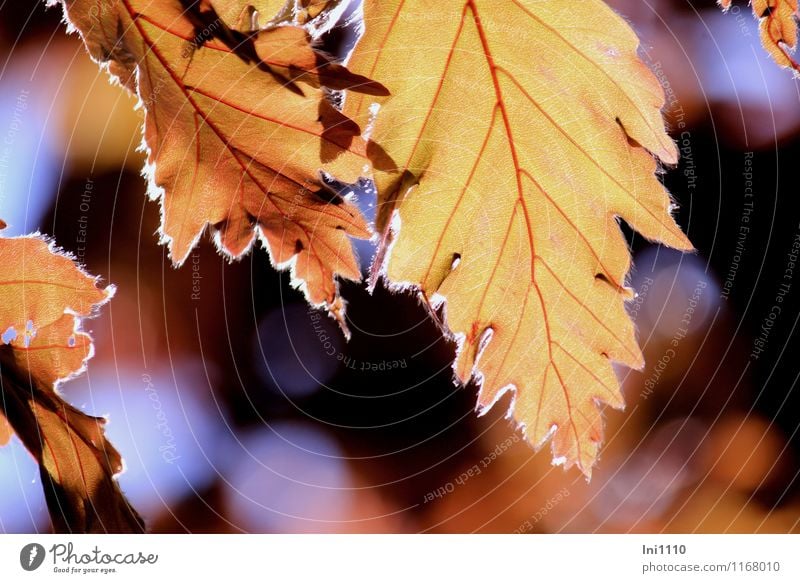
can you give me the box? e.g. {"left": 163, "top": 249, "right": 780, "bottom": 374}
{"left": 57, "top": 0, "right": 389, "bottom": 316}
{"left": 208, "top": 0, "right": 343, "bottom": 30}
{"left": 0, "top": 413, "right": 10, "bottom": 446}
{"left": 0, "top": 231, "right": 143, "bottom": 532}
{"left": 720, "top": 0, "right": 800, "bottom": 70}
{"left": 344, "top": 0, "right": 692, "bottom": 475}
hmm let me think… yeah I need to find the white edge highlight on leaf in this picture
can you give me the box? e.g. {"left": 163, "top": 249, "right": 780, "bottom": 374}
{"left": 1, "top": 232, "right": 115, "bottom": 395}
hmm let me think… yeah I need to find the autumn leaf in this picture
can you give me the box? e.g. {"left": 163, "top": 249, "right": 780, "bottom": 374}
{"left": 719, "top": 0, "right": 799, "bottom": 70}
{"left": 0, "top": 230, "right": 143, "bottom": 533}
{"left": 57, "top": 0, "right": 390, "bottom": 319}
{"left": 0, "top": 413, "right": 10, "bottom": 446}
{"left": 343, "top": 0, "right": 692, "bottom": 475}
{"left": 209, "top": 0, "right": 344, "bottom": 31}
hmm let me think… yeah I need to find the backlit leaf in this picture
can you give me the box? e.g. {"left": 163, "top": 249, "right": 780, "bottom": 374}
{"left": 57, "top": 0, "right": 389, "bottom": 318}
{"left": 344, "top": 0, "right": 692, "bottom": 475}
{"left": 719, "top": 0, "right": 799, "bottom": 70}
{"left": 0, "top": 413, "right": 10, "bottom": 447}
{"left": 208, "top": 0, "right": 344, "bottom": 30}
{"left": 0, "top": 230, "right": 143, "bottom": 533}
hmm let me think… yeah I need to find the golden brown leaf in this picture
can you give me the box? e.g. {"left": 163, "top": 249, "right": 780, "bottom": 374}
{"left": 58, "top": 0, "right": 388, "bottom": 314}
{"left": 208, "top": 0, "right": 342, "bottom": 31}
{"left": 0, "top": 413, "right": 10, "bottom": 446}
{"left": 297, "top": 0, "right": 337, "bottom": 22}
{"left": 344, "top": 0, "right": 691, "bottom": 475}
{"left": 0, "top": 232, "right": 143, "bottom": 532}
{"left": 720, "top": 0, "right": 799, "bottom": 70}
{"left": 207, "top": 0, "right": 287, "bottom": 31}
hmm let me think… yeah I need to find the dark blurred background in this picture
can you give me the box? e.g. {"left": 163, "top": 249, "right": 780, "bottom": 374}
{"left": 1, "top": 0, "right": 799, "bottom": 533}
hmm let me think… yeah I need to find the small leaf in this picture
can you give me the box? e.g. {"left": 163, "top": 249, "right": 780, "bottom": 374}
{"left": 57, "top": 0, "right": 389, "bottom": 319}
{"left": 0, "top": 413, "right": 11, "bottom": 446}
{"left": 344, "top": 0, "right": 691, "bottom": 475}
{"left": 0, "top": 231, "right": 143, "bottom": 533}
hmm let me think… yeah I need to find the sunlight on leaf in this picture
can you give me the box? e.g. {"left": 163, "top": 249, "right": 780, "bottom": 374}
{"left": 0, "top": 229, "right": 143, "bottom": 532}
{"left": 57, "top": 0, "right": 389, "bottom": 321}
{"left": 720, "top": 0, "right": 800, "bottom": 70}
{"left": 344, "top": 0, "right": 692, "bottom": 475}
